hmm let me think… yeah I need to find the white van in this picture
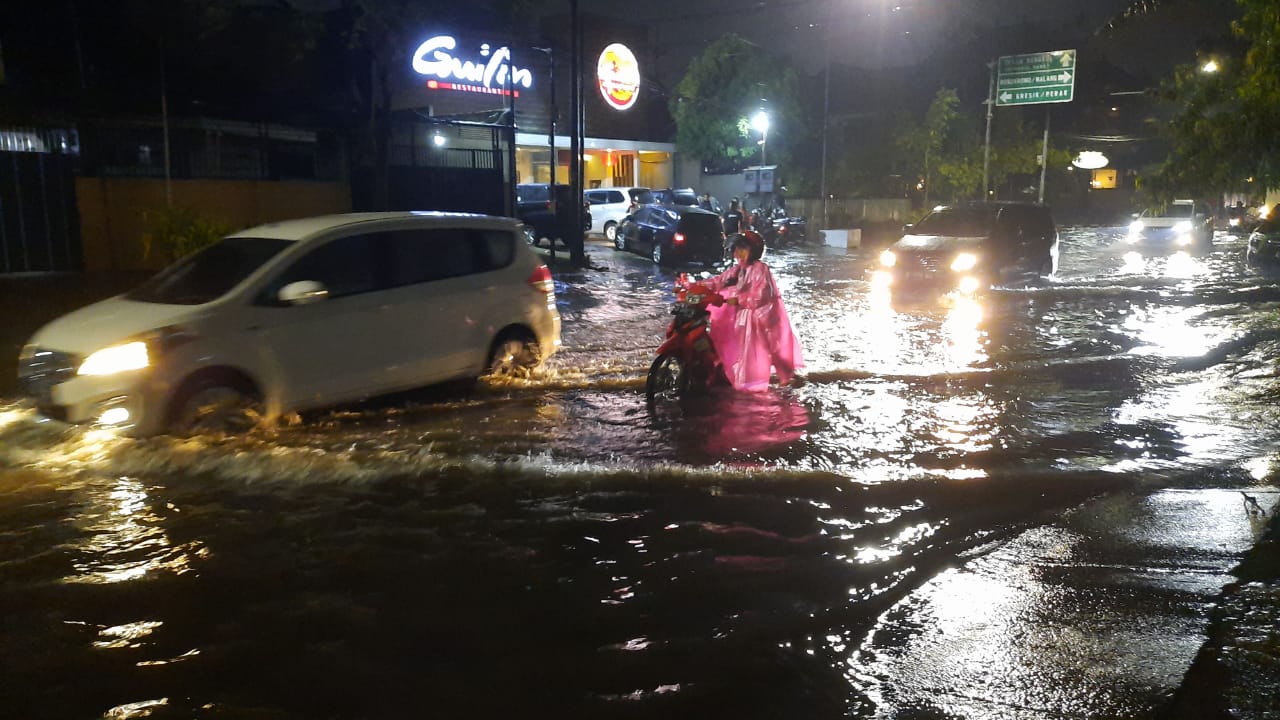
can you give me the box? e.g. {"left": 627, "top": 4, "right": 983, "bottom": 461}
{"left": 18, "top": 212, "right": 561, "bottom": 435}
{"left": 584, "top": 187, "right": 651, "bottom": 242}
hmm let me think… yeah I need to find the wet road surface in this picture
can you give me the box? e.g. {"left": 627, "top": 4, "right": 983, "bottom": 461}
{"left": 1, "top": 228, "right": 1278, "bottom": 718}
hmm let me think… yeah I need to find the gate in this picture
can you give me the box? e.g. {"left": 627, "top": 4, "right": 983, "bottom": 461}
{"left": 352, "top": 117, "right": 509, "bottom": 215}
{"left": 0, "top": 127, "right": 81, "bottom": 275}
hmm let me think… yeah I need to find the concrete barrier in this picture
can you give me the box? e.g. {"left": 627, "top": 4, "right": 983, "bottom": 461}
{"left": 821, "top": 228, "right": 861, "bottom": 248}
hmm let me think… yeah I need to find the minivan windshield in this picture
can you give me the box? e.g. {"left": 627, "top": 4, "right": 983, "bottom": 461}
{"left": 126, "top": 237, "right": 292, "bottom": 305}
{"left": 913, "top": 206, "right": 996, "bottom": 236}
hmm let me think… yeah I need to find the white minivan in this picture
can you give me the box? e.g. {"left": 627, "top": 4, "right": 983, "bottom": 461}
{"left": 584, "top": 186, "right": 651, "bottom": 242}
{"left": 18, "top": 212, "right": 561, "bottom": 435}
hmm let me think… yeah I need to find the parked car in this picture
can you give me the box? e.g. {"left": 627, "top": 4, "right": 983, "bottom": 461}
{"left": 651, "top": 187, "right": 700, "bottom": 208}
{"left": 1124, "top": 199, "right": 1214, "bottom": 250}
{"left": 17, "top": 212, "right": 561, "bottom": 436}
{"left": 516, "top": 183, "right": 591, "bottom": 247}
{"left": 1246, "top": 217, "right": 1280, "bottom": 267}
{"left": 876, "top": 201, "right": 1059, "bottom": 294}
{"left": 614, "top": 204, "right": 726, "bottom": 267}
{"left": 584, "top": 186, "right": 652, "bottom": 242}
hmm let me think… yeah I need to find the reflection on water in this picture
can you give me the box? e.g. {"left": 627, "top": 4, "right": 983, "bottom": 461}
{"left": 63, "top": 475, "right": 200, "bottom": 584}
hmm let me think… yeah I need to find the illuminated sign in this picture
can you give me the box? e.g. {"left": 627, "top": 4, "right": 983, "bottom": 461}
{"left": 597, "top": 43, "right": 640, "bottom": 111}
{"left": 1072, "top": 151, "right": 1108, "bottom": 169}
{"left": 412, "top": 35, "right": 532, "bottom": 97}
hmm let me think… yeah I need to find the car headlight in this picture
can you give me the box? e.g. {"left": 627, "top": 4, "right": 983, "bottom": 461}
{"left": 1173, "top": 220, "right": 1193, "bottom": 233}
{"left": 1128, "top": 220, "right": 1144, "bottom": 233}
{"left": 78, "top": 341, "right": 149, "bottom": 376}
{"left": 879, "top": 249, "right": 897, "bottom": 268}
{"left": 950, "top": 252, "right": 978, "bottom": 271}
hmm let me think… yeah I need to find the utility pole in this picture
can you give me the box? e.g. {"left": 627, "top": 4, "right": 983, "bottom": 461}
{"left": 1038, "top": 107, "right": 1050, "bottom": 204}
{"left": 568, "top": 0, "right": 586, "bottom": 266}
{"left": 982, "top": 59, "right": 994, "bottom": 201}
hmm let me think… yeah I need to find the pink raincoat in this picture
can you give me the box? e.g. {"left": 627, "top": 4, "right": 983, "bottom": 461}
{"left": 703, "top": 260, "right": 805, "bottom": 391}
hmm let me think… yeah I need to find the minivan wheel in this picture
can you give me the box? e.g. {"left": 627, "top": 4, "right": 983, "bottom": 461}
{"left": 171, "top": 380, "right": 262, "bottom": 435}
{"left": 523, "top": 227, "right": 539, "bottom": 247}
{"left": 487, "top": 333, "right": 542, "bottom": 378}
{"left": 604, "top": 222, "right": 618, "bottom": 242}
{"left": 652, "top": 242, "right": 664, "bottom": 265}
{"left": 614, "top": 229, "right": 628, "bottom": 251}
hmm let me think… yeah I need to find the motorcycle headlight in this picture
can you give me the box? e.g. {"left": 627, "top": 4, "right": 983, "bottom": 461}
{"left": 950, "top": 252, "right": 978, "bottom": 272}
{"left": 1173, "top": 220, "right": 1193, "bottom": 234}
{"left": 1128, "top": 220, "right": 1144, "bottom": 234}
{"left": 78, "top": 341, "right": 149, "bottom": 376}
{"left": 879, "top": 249, "right": 897, "bottom": 268}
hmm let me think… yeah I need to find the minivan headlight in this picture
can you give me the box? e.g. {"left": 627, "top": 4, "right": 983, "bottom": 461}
{"left": 1173, "top": 220, "right": 1193, "bottom": 234}
{"left": 950, "top": 252, "right": 978, "bottom": 271}
{"left": 879, "top": 249, "right": 897, "bottom": 267}
{"left": 78, "top": 341, "right": 149, "bottom": 376}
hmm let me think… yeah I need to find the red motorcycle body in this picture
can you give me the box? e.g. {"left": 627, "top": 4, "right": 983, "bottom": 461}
{"left": 646, "top": 277, "right": 729, "bottom": 401}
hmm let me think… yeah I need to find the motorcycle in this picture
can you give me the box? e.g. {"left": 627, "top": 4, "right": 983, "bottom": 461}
{"left": 646, "top": 273, "right": 729, "bottom": 404}
{"left": 757, "top": 206, "right": 808, "bottom": 247}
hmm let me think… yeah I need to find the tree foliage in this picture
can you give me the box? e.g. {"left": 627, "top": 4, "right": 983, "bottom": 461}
{"left": 891, "top": 88, "right": 1072, "bottom": 203}
{"left": 1144, "top": 0, "right": 1271, "bottom": 200}
{"left": 671, "top": 35, "right": 802, "bottom": 172}
{"left": 894, "top": 89, "right": 960, "bottom": 204}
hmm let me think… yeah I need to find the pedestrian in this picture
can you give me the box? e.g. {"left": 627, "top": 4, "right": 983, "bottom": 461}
{"left": 723, "top": 197, "right": 743, "bottom": 234}
{"left": 702, "top": 231, "right": 805, "bottom": 391}
{"left": 699, "top": 193, "right": 714, "bottom": 211}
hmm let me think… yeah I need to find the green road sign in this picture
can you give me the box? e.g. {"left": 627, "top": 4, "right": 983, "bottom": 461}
{"left": 996, "top": 49, "right": 1076, "bottom": 106}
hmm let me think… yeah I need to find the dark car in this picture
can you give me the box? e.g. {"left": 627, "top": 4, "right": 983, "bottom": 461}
{"left": 651, "top": 187, "right": 700, "bottom": 208}
{"left": 1246, "top": 217, "right": 1280, "bottom": 267}
{"left": 877, "top": 201, "right": 1058, "bottom": 294}
{"left": 615, "top": 204, "right": 726, "bottom": 267}
{"left": 516, "top": 183, "right": 591, "bottom": 247}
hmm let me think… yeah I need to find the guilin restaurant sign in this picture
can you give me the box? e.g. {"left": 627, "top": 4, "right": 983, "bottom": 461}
{"left": 597, "top": 43, "right": 640, "bottom": 111}
{"left": 412, "top": 35, "right": 533, "bottom": 97}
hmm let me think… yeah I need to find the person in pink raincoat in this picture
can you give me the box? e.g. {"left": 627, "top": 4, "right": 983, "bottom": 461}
{"left": 703, "top": 231, "right": 805, "bottom": 391}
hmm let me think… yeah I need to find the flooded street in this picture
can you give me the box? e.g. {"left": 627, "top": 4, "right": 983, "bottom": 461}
{"left": 2, "top": 227, "right": 1279, "bottom": 718}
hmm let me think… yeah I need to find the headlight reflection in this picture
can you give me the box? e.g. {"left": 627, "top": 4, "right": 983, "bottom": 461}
{"left": 64, "top": 476, "right": 200, "bottom": 585}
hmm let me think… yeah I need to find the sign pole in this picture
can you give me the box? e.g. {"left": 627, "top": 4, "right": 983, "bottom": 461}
{"left": 982, "top": 59, "right": 994, "bottom": 201}
{"left": 1038, "top": 107, "right": 1050, "bottom": 204}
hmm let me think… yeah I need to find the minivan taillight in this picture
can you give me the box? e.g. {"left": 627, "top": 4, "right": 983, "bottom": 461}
{"left": 673, "top": 232, "right": 686, "bottom": 246}
{"left": 528, "top": 264, "right": 555, "bottom": 295}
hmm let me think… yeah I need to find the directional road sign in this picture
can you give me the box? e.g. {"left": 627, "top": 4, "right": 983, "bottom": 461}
{"left": 996, "top": 50, "right": 1076, "bottom": 106}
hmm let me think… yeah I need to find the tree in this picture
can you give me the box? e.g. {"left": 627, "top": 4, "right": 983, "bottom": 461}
{"left": 893, "top": 89, "right": 1072, "bottom": 204}
{"left": 670, "top": 34, "right": 802, "bottom": 174}
{"left": 893, "top": 89, "right": 960, "bottom": 206}
{"left": 1142, "top": 0, "right": 1269, "bottom": 201}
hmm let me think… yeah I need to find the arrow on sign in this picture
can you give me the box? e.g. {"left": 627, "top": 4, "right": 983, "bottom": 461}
{"left": 1058, "top": 71, "right": 1072, "bottom": 83}
{"left": 999, "top": 91, "right": 1013, "bottom": 103}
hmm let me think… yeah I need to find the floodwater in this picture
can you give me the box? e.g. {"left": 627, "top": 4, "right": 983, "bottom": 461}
{"left": 2, "top": 228, "right": 1279, "bottom": 719}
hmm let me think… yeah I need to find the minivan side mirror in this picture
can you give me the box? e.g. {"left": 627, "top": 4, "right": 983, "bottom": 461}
{"left": 279, "top": 280, "right": 329, "bottom": 305}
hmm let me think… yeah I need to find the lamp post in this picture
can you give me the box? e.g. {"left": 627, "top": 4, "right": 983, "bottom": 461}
{"left": 752, "top": 110, "right": 770, "bottom": 167}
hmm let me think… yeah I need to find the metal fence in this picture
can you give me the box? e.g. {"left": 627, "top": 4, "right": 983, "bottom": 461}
{"left": 0, "top": 126, "right": 82, "bottom": 274}
{"left": 76, "top": 117, "right": 348, "bottom": 181}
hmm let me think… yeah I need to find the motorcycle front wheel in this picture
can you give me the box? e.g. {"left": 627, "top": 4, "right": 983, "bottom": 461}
{"left": 646, "top": 354, "right": 687, "bottom": 405}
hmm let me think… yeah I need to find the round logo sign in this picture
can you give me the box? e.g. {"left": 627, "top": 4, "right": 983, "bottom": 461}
{"left": 597, "top": 43, "right": 640, "bottom": 111}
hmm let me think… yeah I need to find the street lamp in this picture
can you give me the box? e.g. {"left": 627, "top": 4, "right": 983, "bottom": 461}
{"left": 751, "top": 110, "right": 770, "bottom": 166}
{"left": 1202, "top": 59, "right": 1219, "bottom": 73}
